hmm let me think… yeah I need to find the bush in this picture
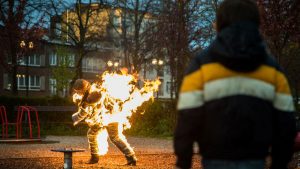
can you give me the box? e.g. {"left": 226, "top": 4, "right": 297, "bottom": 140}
{"left": 0, "top": 96, "right": 177, "bottom": 137}
{"left": 126, "top": 100, "right": 177, "bottom": 137}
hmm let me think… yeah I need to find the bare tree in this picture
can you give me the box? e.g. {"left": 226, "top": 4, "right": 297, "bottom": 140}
{"left": 258, "top": 0, "right": 300, "bottom": 65}
{"left": 0, "top": 0, "right": 47, "bottom": 95}
{"left": 152, "top": 0, "right": 221, "bottom": 99}
{"left": 258, "top": 0, "right": 300, "bottom": 103}
{"left": 102, "top": 0, "right": 157, "bottom": 72}
{"left": 48, "top": 0, "right": 109, "bottom": 86}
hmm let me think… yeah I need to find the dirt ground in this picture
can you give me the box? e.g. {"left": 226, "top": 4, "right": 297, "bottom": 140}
{"left": 1, "top": 136, "right": 299, "bottom": 169}
{"left": 0, "top": 136, "right": 201, "bottom": 169}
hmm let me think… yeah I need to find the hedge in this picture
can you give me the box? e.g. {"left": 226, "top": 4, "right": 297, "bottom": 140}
{"left": 0, "top": 95, "right": 177, "bottom": 137}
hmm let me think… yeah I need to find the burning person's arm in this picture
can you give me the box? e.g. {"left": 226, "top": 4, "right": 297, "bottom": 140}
{"left": 72, "top": 79, "right": 102, "bottom": 125}
{"left": 72, "top": 91, "right": 102, "bottom": 125}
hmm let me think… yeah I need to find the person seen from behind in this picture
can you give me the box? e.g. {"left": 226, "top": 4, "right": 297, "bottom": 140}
{"left": 174, "top": 0, "right": 297, "bottom": 169}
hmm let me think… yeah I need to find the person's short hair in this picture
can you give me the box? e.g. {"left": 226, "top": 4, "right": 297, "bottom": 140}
{"left": 216, "top": 0, "right": 260, "bottom": 32}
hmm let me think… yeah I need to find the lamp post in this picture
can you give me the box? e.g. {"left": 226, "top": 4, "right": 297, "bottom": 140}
{"left": 151, "top": 58, "right": 164, "bottom": 98}
{"left": 20, "top": 40, "right": 34, "bottom": 97}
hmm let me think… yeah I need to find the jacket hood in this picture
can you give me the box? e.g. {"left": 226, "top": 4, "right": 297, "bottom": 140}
{"left": 210, "top": 22, "right": 268, "bottom": 72}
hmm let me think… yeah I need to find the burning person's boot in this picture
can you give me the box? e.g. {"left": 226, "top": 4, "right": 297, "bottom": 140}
{"left": 125, "top": 155, "right": 137, "bottom": 166}
{"left": 86, "top": 154, "right": 99, "bottom": 164}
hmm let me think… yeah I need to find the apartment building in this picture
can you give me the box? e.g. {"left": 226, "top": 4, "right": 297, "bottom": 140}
{"left": 0, "top": 2, "right": 173, "bottom": 98}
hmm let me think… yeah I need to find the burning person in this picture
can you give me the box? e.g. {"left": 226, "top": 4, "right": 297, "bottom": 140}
{"left": 72, "top": 78, "right": 137, "bottom": 165}
{"left": 71, "top": 69, "right": 160, "bottom": 165}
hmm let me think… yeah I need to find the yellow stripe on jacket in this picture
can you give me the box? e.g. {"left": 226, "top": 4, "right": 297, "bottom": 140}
{"left": 178, "top": 63, "right": 294, "bottom": 111}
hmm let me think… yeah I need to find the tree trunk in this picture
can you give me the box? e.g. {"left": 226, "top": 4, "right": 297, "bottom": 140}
{"left": 11, "top": 63, "right": 18, "bottom": 95}
{"left": 10, "top": 41, "right": 18, "bottom": 95}
{"left": 70, "top": 46, "right": 84, "bottom": 90}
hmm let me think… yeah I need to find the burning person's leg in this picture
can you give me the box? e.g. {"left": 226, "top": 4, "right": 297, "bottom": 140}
{"left": 87, "top": 125, "right": 101, "bottom": 164}
{"left": 107, "top": 123, "right": 137, "bottom": 165}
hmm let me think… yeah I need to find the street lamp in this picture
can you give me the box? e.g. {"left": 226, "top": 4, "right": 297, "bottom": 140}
{"left": 113, "top": 61, "right": 119, "bottom": 67}
{"left": 107, "top": 60, "right": 113, "bottom": 67}
{"left": 151, "top": 58, "right": 164, "bottom": 76}
{"left": 20, "top": 40, "right": 34, "bottom": 97}
{"left": 107, "top": 60, "right": 119, "bottom": 71}
{"left": 20, "top": 41, "right": 26, "bottom": 48}
{"left": 151, "top": 58, "right": 164, "bottom": 98}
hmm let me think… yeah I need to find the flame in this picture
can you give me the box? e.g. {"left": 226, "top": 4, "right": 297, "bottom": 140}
{"left": 72, "top": 69, "right": 161, "bottom": 155}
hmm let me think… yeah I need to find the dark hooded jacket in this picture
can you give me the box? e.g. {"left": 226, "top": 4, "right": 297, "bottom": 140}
{"left": 174, "top": 22, "right": 296, "bottom": 169}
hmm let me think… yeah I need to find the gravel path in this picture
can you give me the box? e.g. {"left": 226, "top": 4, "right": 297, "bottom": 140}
{"left": 0, "top": 136, "right": 202, "bottom": 169}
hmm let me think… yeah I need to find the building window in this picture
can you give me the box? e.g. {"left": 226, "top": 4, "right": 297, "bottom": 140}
{"left": 49, "top": 78, "right": 57, "bottom": 95}
{"left": 17, "top": 74, "right": 26, "bottom": 89}
{"left": 3, "top": 73, "right": 11, "bottom": 90}
{"left": 28, "top": 54, "right": 41, "bottom": 66}
{"left": 55, "top": 23, "right": 62, "bottom": 36}
{"left": 82, "top": 57, "right": 104, "bottom": 73}
{"left": 30, "top": 76, "right": 40, "bottom": 90}
{"left": 68, "top": 54, "right": 75, "bottom": 67}
{"left": 18, "top": 57, "right": 26, "bottom": 65}
{"left": 19, "top": 55, "right": 41, "bottom": 66}
{"left": 17, "top": 75, "right": 41, "bottom": 90}
{"left": 166, "top": 81, "right": 171, "bottom": 94}
{"left": 59, "top": 54, "right": 75, "bottom": 67}
{"left": 49, "top": 53, "right": 57, "bottom": 66}
{"left": 113, "top": 15, "right": 121, "bottom": 27}
{"left": 158, "top": 79, "right": 164, "bottom": 96}
{"left": 157, "top": 67, "right": 164, "bottom": 77}
{"left": 165, "top": 66, "right": 171, "bottom": 75}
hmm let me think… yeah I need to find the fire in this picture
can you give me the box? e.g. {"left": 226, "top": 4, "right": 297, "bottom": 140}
{"left": 72, "top": 68, "right": 161, "bottom": 155}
